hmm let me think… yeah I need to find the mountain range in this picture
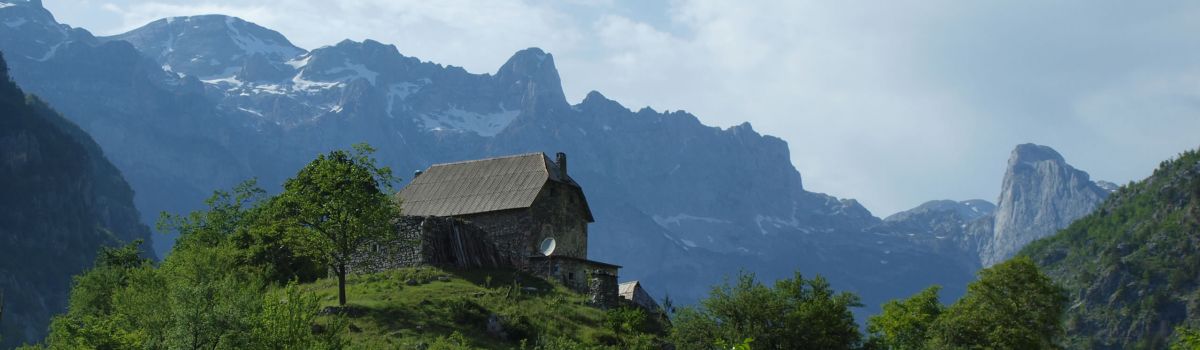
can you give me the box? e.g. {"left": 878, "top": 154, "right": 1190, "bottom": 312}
{"left": 0, "top": 1, "right": 1119, "bottom": 345}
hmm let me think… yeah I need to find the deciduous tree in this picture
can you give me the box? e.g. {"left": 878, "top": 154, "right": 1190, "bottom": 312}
{"left": 866, "top": 285, "right": 943, "bottom": 350}
{"left": 271, "top": 144, "right": 399, "bottom": 306}
{"left": 927, "top": 256, "right": 1067, "bottom": 349}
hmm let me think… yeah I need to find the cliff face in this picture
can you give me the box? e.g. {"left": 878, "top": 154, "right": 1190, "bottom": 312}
{"left": 1023, "top": 148, "right": 1200, "bottom": 349}
{"left": 879, "top": 144, "right": 1110, "bottom": 267}
{"left": 982, "top": 144, "right": 1110, "bottom": 266}
{"left": 0, "top": 53, "right": 152, "bottom": 347}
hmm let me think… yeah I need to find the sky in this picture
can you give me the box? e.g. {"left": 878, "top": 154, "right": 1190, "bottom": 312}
{"left": 45, "top": 0, "right": 1200, "bottom": 217}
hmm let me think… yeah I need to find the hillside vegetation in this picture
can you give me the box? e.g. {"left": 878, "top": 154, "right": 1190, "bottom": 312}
{"left": 307, "top": 267, "right": 664, "bottom": 349}
{"left": 1023, "top": 148, "right": 1200, "bottom": 349}
{"left": 20, "top": 147, "right": 667, "bottom": 350}
{"left": 0, "top": 52, "right": 152, "bottom": 347}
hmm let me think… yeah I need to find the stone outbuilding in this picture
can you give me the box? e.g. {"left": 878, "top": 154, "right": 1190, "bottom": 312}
{"left": 384, "top": 152, "right": 621, "bottom": 305}
{"left": 618, "top": 281, "right": 660, "bottom": 312}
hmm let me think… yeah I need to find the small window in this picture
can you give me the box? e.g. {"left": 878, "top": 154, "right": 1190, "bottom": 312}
{"left": 568, "top": 272, "right": 575, "bottom": 281}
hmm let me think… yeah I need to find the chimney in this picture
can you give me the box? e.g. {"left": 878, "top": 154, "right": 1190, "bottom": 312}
{"left": 555, "top": 152, "right": 567, "bottom": 178}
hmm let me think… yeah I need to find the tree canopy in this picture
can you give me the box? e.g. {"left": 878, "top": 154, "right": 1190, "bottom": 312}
{"left": 670, "top": 271, "right": 862, "bottom": 350}
{"left": 268, "top": 144, "right": 400, "bottom": 306}
{"left": 867, "top": 285, "right": 944, "bottom": 350}
{"left": 927, "top": 256, "right": 1067, "bottom": 349}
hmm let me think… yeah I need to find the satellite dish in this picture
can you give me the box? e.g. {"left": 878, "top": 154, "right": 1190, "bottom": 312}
{"left": 539, "top": 237, "right": 557, "bottom": 256}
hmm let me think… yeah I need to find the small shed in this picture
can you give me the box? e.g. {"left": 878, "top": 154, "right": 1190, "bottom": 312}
{"left": 618, "top": 281, "right": 659, "bottom": 312}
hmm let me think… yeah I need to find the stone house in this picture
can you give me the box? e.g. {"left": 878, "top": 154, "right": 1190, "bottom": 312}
{"left": 362, "top": 152, "right": 621, "bottom": 306}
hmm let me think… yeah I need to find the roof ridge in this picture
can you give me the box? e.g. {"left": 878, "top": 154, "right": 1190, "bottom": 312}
{"left": 428, "top": 152, "right": 546, "bottom": 168}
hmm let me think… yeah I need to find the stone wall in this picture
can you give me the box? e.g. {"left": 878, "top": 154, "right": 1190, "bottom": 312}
{"left": 459, "top": 209, "right": 535, "bottom": 267}
{"left": 351, "top": 216, "right": 515, "bottom": 274}
{"left": 456, "top": 182, "right": 590, "bottom": 263}
{"left": 589, "top": 272, "right": 619, "bottom": 309}
{"left": 528, "top": 256, "right": 620, "bottom": 308}
{"left": 529, "top": 181, "right": 590, "bottom": 259}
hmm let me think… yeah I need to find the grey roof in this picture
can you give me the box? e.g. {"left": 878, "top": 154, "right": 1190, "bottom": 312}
{"left": 618, "top": 281, "right": 642, "bottom": 298}
{"left": 528, "top": 255, "right": 621, "bottom": 269}
{"left": 398, "top": 153, "right": 593, "bottom": 220}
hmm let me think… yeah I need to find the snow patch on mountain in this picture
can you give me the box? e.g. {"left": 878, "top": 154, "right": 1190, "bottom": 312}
{"left": 291, "top": 73, "right": 342, "bottom": 92}
{"left": 202, "top": 74, "right": 242, "bottom": 86}
{"left": 223, "top": 16, "right": 303, "bottom": 59}
{"left": 652, "top": 213, "right": 732, "bottom": 227}
{"left": 238, "top": 107, "right": 264, "bottom": 117}
{"left": 417, "top": 106, "right": 519, "bottom": 136}
{"left": 324, "top": 59, "right": 378, "bottom": 85}
{"left": 386, "top": 82, "right": 422, "bottom": 117}
{"left": 34, "top": 41, "right": 61, "bottom": 61}
{"left": 4, "top": 17, "right": 25, "bottom": 27}
{"left": 754, "top": 214, "right": 801, "bottom": 235}
{"left": 285, "top": 55, "right": 310, "bottom": 69}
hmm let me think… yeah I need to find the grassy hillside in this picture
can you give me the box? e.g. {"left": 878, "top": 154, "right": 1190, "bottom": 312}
{"left": 306, "top": 267, "right": 666, "bottom": 349}
{"left": 1022, "top": 148, "right": 1200, "bottom": 349}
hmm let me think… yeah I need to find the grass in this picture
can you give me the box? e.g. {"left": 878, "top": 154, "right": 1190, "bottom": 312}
{"left": 304, "top": 267, "right": 658, "bottom": 349}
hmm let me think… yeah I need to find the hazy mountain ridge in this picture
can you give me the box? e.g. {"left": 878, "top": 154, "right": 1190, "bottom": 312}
{"left": 0, "top": 52, "right": 152, "bottom": 347}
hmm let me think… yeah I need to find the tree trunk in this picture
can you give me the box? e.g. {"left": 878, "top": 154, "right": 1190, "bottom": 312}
{"left": 337, "top": 264, "right": 347, "bottom": 306}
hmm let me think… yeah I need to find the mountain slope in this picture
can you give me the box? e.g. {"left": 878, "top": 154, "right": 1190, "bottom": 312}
{"left": 0, "top": 52, "right": 152, "bottom": 347}
{"left": 103, "top": 15, "right": 305, "bottom": 79}
{"left": 1023, "top": 148, "right": 1200, "bottom": 349}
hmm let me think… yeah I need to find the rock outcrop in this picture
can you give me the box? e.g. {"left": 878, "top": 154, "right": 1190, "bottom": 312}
{"left": 877, "top": 143, "right": 1110, "bottom": 270}
{"left": 981, "top": 143, "right": 1109, "bottom": 266}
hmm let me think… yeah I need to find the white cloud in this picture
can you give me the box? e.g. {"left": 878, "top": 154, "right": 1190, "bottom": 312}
{"left": 44, "top": 0, "right": 1200, "bottom": 216}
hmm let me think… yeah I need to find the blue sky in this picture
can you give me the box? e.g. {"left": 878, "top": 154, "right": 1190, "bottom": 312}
{"left": 46, "top": 0, "right": 1200, "bottom": 216}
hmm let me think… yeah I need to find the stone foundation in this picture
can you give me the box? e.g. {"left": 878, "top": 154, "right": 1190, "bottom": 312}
{"left": 351, "top": 216, "right": 515, "bottom": 273}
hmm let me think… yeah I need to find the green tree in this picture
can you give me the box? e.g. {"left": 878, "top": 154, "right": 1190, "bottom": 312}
{"left": 671, "top": 271, "right": 862, "bottom": 350}
{"left": 270, "top": 144, "right": 399, "bottom": 306}
{"left": 866, "top": 285, "right": 944, "bottom": 350}
{"left": 43, "top": 241, "right": 155, "bottom": 349}
{"left": 927, "top": 256, "right": 1067, "bottom": 349}
{"left": 234, "top": 195, "right": 326, "bottom": 284}
{"left": 39, "top": 183, "right": 345, "bottom": 349}
{"left": 1173, "top": 326, "right": 1200, "bottom": 350}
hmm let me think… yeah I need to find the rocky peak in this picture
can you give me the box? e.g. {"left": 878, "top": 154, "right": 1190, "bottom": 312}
{"left": 982, "top": 143, "right": 1108, "bottom": 266}
{"left": 0, "top": 0, "right": 40, "bottom": 7}
{"left": 1095, "top": 180, "right": 1119, "bottom": 192}
{"left": 0, "top": 0, "right": 70, "bottom": 63}
{"left": 885, "top": 199, "right": 995, "bottom": 224}
{"left": 494, "top": 47, "right": 567, "bottom": 111}
{"left": 104, "top": 15, "right": 305, "bottom": 79}
{"left": 1010, "top": 143, "right": 1065, "bottom": 166}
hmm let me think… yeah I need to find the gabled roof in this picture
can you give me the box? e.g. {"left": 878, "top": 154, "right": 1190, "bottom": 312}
{"left": 397, "top": 153, "right": 593, "bottom": 220}
{"left": 618, "top": 281, "right": 643, "bottom": 298}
